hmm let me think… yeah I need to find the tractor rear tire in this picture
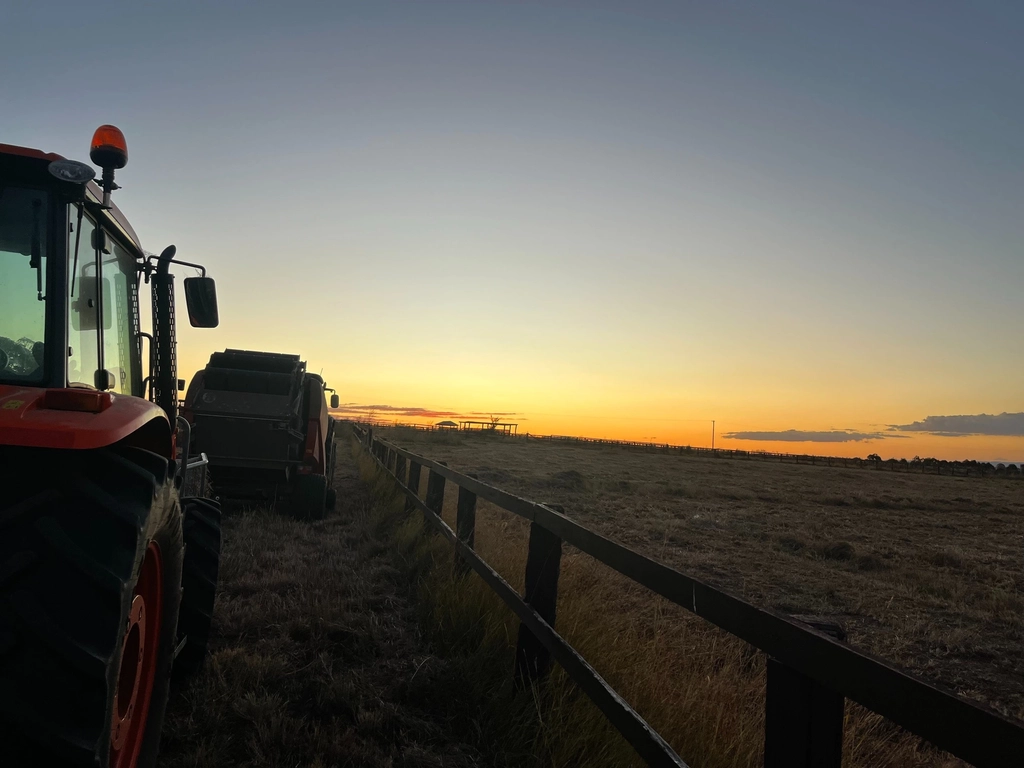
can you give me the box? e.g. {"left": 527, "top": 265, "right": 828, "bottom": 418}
{"left": 172, "top": 497, "right": 221, "bottom": 680}
{"left": 0, "top": 445, "right": 184, "bottom": 768}
{"left": 292, "top": 473, "right": 328, "bottom": 521}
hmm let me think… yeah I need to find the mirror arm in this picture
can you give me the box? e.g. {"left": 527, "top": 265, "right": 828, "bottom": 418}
{"left": 146, "top": 254, "right": 206, "bottom": 277}
{"left": 165, "top": 257, "right": 206, "bottom": 276}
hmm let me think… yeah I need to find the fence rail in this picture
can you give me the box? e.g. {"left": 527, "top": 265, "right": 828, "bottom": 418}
{"left": 353, "top": 424, "right": 1024, "bottom": 767}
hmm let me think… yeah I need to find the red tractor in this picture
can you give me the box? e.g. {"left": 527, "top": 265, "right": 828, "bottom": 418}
{"left": 0, "top": 127, "right": 222, "bottom": 766}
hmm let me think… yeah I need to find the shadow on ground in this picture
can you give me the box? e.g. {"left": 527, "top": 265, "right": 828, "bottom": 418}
{"left": 159, "top": 443, "right": 485, "bottom": 767}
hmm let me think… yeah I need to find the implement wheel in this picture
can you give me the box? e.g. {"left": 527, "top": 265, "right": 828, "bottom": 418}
{"left": 0, "top": 445, "right": 184, "bottom": 768}
{"left": 173, "top": 497, "right": 221, "bottom": 680}
{"left": 292, "top": 473, "right": 327, "bottom": 521}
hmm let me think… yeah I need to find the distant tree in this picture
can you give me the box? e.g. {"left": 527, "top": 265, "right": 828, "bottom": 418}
{"left": 866, "top": 453, "right": 882, "bottom": 463}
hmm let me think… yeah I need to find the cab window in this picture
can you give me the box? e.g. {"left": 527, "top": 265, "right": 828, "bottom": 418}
{"left": 102, "top": 241, "right": 138, "bottom": 394}
{"left": 0, "top": 188, "right": 48, "bottom": 384}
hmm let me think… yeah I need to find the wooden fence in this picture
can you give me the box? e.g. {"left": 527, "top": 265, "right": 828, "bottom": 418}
{"left": 354, "top": 424, "right": 1024, "bottom": 767}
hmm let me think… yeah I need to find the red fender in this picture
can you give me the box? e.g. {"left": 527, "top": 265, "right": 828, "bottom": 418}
{"left": 0, "top": 385, "right": 172, "bottom": 456}
{"left": 299, "top": 378, "right": 329, "bottom": 475}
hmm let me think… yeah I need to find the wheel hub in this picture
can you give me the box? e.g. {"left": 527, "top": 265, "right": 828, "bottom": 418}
{"left": 110, "top": 542, "right": 163, "bottom": 768}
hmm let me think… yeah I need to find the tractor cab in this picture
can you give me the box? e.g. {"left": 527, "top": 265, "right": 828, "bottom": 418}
{"left": 0, "top": 126, "right": 218, "bottom": 452}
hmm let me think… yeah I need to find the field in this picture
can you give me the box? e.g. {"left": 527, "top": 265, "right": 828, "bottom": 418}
{"left": 159, "top": 437, "right": 523, "bottom": 767}
{"left": 160, "top": 427, "right": 1024, "bottom": 768}
{"left": 383, "top": 428, "right": 1024, "bottom": 727}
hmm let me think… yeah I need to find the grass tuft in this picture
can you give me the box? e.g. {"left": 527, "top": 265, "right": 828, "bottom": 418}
{"left": 820, "top": 541, "right": 856, "bottom": 561}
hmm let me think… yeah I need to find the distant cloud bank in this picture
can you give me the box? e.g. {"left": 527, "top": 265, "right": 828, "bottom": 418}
{"left": 331, "top": 403, "right": 520, "bottom": 421}
{"left": 888, "top": 412, "right": 1024, "bottom": 437}
{"left": 723, "top": 412, "right": 1024, "bottom": 443}
{"left": 722, "top": 429, "right": 894, "bottom": 443}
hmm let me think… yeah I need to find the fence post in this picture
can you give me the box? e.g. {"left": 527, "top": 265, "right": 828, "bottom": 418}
{"left": 515, "top": 504, "right": 564, "bottom": 687}
{"left": 406, "top": 461, "right": 422, "bottom": 513}
{"left": 764, "top": 618, "right": 844, "bottom": 768}
{"left": 395, "top": 454, "right": 407, "bottom": 486}
{"left": 425, "top": 468, "right": 446, "bottom": 520}
{"left": 455, "top": 483, "right": 477, "bottom": 576}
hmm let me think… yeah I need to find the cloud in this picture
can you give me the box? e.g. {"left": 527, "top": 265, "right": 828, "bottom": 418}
{"left": 332, "top": 403, "right": 463, "bottom": 419}
{"left": 723, "top": 429, "right": 897, "bottom": 443}
{"left": 330, "top": 403, "right": 523, "bottom": 422}
{"left": 888, "top": 412, "right": 1024, "bottom": 437}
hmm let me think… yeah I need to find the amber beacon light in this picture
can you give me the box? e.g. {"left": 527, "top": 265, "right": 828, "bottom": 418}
{"left": 89, "top": 124, "right": 128, "bottom": 207}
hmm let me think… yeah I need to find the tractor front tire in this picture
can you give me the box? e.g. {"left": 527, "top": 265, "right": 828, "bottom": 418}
{"left": 0, "top": 445, "right": 184, "bottom": 768}
{"left": 292, "top": 473, "right": 328, "bottom": 521}
{"left": 173, "top": 497, "right": 221, "bottom": 680}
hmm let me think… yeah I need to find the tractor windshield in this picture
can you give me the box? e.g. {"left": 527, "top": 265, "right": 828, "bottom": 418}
{"left": 0, "top": 187, "right": 49, "bottom": 384}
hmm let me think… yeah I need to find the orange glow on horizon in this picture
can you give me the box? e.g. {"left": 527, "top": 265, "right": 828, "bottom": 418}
{"left": 327, "top": 404, "right": 1024, "bottom": 464}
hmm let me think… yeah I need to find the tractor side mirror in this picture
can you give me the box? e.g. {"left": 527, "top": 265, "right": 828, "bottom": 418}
{"left": 330, "top": 393, "right": 340, "bottom": 409}
{"left": 183, "top": 277, "right": 219, "bottom": 328}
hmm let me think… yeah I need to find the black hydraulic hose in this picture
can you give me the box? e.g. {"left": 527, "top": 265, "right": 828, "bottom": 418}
{"left": 70, "top": 204, "right": 84, "bottom": 296}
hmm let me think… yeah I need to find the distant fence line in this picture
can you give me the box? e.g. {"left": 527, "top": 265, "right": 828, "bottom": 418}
{"left": 350, "top": 421, "right": 1019, "bottom": 479}
{"left": 354, "top": 423, "right": 1024, "bottom": 768}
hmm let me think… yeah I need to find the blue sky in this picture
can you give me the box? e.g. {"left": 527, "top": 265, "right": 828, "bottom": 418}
{"left": 3, "top": 1, "right": 1023, "bottom": 457}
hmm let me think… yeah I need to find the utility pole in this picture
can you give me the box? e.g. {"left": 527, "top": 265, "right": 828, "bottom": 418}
{"left": 712, "top": 420, "right": 715, "bottom": 451}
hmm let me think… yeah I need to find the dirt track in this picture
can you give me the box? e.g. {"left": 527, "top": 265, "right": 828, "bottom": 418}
{"left": 159, "top": 443, "right": 486, "bottom": 767}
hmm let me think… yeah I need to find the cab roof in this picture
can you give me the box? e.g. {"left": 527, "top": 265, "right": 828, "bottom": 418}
{"left": 0, "top": 141, "right": 143, "bottom": 254}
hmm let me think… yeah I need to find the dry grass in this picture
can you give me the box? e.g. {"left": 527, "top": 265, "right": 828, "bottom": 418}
{"left": 159, "top": 426, "right": 532, "bottom": 767}
{"left": 161, "top": 423, "right": 1011, "bottom": 767}
{"left": 365, "top": 427, "right": 1023, "bottom": 766}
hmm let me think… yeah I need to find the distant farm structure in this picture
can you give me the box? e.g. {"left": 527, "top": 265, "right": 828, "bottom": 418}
{"left": 459, "top": 420, "right": 519, "bottom": 435}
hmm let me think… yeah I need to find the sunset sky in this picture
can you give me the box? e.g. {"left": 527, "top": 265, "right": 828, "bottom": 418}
{"left": 4, "top": 1, "right": 1023, "bottom": 460}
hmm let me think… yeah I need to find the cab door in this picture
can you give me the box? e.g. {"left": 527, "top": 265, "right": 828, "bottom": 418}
{"left": 67, "top": 210, "right": 140, "bottom": 394}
